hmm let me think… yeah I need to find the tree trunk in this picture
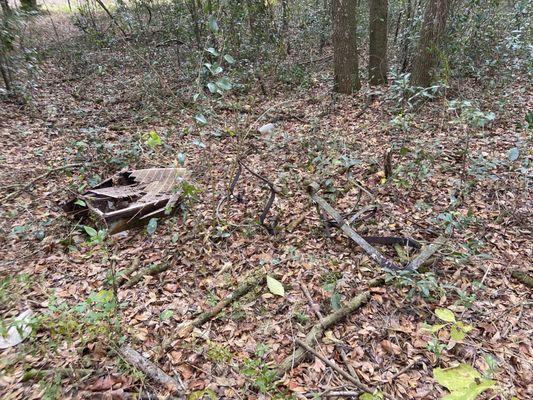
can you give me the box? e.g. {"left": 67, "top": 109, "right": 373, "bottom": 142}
{"left": 332, "top": 0, "right": 360, "bottom": 93}
{"left": 20, "top": 0, "right": 38, "bottom": 11}
{"left": 411, "top": 0, "right": 451, "bottom": 87}
{"left": 1, "top": 0, "right": 11, "bottom": 16}
{"left": 369, "top": 0, "right": 388, "bottom": 85}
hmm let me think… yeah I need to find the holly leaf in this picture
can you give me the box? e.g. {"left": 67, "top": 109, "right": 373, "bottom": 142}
{"left": 147, "top": 218, "right": 158, "bottom": 235}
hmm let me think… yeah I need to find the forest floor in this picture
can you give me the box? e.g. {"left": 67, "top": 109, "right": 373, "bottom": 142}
{"left": 0, "top": 10, "right": 532, "bottom": 400}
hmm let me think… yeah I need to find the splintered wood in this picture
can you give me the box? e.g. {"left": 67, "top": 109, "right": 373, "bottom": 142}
{"left": 63, "top": 168, "right": 189, "bottom": 234}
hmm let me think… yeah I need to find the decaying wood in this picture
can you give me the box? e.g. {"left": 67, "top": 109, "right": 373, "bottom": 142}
{"left": 118, "top": 345, "right": 184, "bottom": 394}
{"left": 122, "top": 262, "right": 171, "bottom": 288}
{"left": 294, "top": 339, "right": 396, "bottom": 400}
{"left": 405, "top": 236, "right": 445, "bottom": 271}
{"left": 116, "top": 257, "right": 141, "bottom": 286}
{"left": 64, "top": 168, "right": 189, "bottom": 234}
{"left": 307, "top": 182, "right": 404, "bottom": 271}
{"left": 511, "top": 270, "right": 533, "bottom": 288}
{"left": 175, "top": 270, "right": 264, "bottom": 337}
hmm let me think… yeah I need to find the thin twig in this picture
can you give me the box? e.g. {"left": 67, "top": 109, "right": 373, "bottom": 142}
{"left": 295, "top": 339, "right": 396, "bottom": 400}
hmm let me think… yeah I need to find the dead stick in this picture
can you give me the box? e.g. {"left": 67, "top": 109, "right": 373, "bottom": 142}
{"left": 390, "top": 358, "right": 421, "bottom": 381}
{"left": 278, "top": 292, "right": 369, "bottom": 375}
{"left": 123, "top": 263, "right": 171, "bottom": 288}
{"left": 307, "top": 182, "right": 403, "bottom": 271}
{"left": 294, "top": 339, "right": 396, "bottom": 400}
{"left": 278, "top": 277, "right": 383, "bottom": 376}
{"left": 324, "top": 391, "right": 362, "bottom": 397}
{"left": 405, "top": 236, "right": 445, "bottom": 271}
{"left": 175, "top": 271, "right": 264, "bottom": 337}
{"left": 338, "top": 346, "right": 359, "bottom": 382}
{"left": 301, "top": 283, "right": 324, "bottom": 322}
{"left": 118, "top": 345, "right": 184, "bottom": 394}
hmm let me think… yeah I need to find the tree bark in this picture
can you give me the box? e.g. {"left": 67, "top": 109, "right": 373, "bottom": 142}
{"left": 411, "top": 0, "right": 452, "bottom": 87}
{"left": 369, "top": 0, "right": 388, "bottom": 85}
{"left": 20, "top": 0, "right": 38, "bottom": 11}
{"left": 1, "top": 0, "right": 11, "bottom": 16}
{"left": 332, "top": 0, "right": 360, "bottom": 93}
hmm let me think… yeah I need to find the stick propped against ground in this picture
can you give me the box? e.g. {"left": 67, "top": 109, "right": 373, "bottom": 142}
{"left": 307, "top": 182, "right": 403, "bottom": 271}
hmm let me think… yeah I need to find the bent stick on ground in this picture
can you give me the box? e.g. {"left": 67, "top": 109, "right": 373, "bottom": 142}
{"left": 307, "top": 182, "right": 403, "bottom": 270}
{"left": 175, "top": 270, "right": 264, "bottom": 337}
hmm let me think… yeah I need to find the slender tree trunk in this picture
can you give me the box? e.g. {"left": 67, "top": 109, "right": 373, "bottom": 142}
{"left": 398, "top": 0, "right": 412, "bottom": 73}
{"left": 0, "top": 52, "right": 12, "bottom": 93}
{"left": 369, "top": 0, "right": 388, "bottom": 85}
{"left": 1, "top": 0, "right": 11, "bottom": 16}
{"left": 332, "top": 0, "right": 360, "bottom": 93}
{"left": 411, "top": 0, "right": 452, "bottom": 87}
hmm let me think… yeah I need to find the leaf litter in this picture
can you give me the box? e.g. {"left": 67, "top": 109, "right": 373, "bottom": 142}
{"left": 0, "top": 13, "right": 532, "bottom": 400}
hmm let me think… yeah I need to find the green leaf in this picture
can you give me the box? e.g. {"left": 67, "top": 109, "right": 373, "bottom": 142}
{"left": 212, "top": 65, "right": 223, "bottom": 75}
{"left": 189, "top": 388, "right": 217, "bottom": 400}
{"left": 450, "top": 325, "right": 466, "bottom": 341}
{"left": 424, "top": 323, "right": 447, "bottom": 333}
{"left": 434, "top": 363, "right": 496, "bottom": 400}
{"left": 216, "top": 78, "right": 232, "bottom": 91}
{"left": 195, "top": 114, "right": 208, "bottom": 125}
{"left": 224, "top": 54, "right": 235, "bottom": 64}
{"left": 144, "top": 130, "right": 162, "bottom": 148}
{"left": 160, "top": 310, "right": 174, "bottom": 321}
{"left": 507, "top": 147, "right": 519, "bottom": 161}
{"left": 359, "top": 392, "right": 383, "bottom": 400}
{"left": 74, "top": 199, "right": 86, "bottom": 207}
{"left": 177, "top": 152, "right": 186, "bottom": 167}
{"left": 146, "top": 218, "right": 158, "bottom": 235}
{"left": 330, "top": 292, "right": 342, "bottom": 310}
{"left": 435, "top": 308, "right": 456, "bottom": 323}
{"left": 207, "top": 82, "right": 217, "bottom": 93}
{"left": 208, "top": 16, "right": 219, "bottom": 32}
{"left": 266, "top": 275, "right": 285, "bottom": 296}
{"left": 205, "top": 47, "right": 219, "bottom": 56}
{"left": 83, "top": 225, "right": 97, "bottom": 237}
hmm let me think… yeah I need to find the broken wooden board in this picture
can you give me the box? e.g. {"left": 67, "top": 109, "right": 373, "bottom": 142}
{"left": 63, "top": 168, "right": 190, "bottom": 234}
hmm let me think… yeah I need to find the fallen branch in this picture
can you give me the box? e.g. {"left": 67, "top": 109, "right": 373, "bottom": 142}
{"left": 294, "top": 339, "right": 396, "bottom": 400}
{"left": 116, "top": 257, "right": 141, "bottom": 286}
{"left": 278, "top": 280, "right": 380, "bottom": 376}
{"left": 511, "top": 270, "right": 533, "bottom": 288}
{"left": 118, "top": 345, "right": 184, "bottom": 394}
{"left": 122, "top": 262, "right": 171, "bottom": 288}
{"left": 405, "top": 236, "right": 445, "bottom": 271}
{"left": 307, "top": 182, "right": 403, "bottom": 271}
{"left": 175, "top": 270, "right": 264, "bottom": 337}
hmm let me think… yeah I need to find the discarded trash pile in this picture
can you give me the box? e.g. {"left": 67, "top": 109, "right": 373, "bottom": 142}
{"left": 63, "top": 168, "right": 189, "bottom": 234}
